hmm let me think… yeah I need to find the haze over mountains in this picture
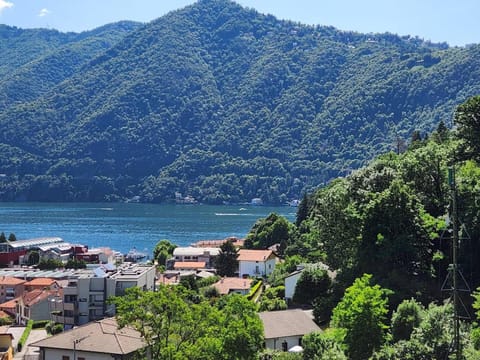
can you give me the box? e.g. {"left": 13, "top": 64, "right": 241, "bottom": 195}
{"left": 1, "top": 0, "right": 479, "bottom": 204}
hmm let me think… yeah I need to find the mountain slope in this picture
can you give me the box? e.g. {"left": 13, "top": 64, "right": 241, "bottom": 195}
{"left": 0, "top": 0, "right": 479, "bottom": 204}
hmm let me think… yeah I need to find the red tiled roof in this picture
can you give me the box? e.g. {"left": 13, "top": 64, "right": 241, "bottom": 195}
{"left": 22, "top": 289, "right": 58, "bottom": 307}
{"left": 0, "top": 276, "right": 26, "bottom": 286}
{"left": 237, "top": 249, "right": 275, "bottom": 262}
{"left": 24, "top": 278, "right": 55, "bottom": 287}
{"left": 0, "top": 298, "right": 19, "bottom": 309}
{"left": 213, "top": 277, "right": 253, "bottom": 295}
{"left": 173, "top": 261, "right": 206, "bottom": 270}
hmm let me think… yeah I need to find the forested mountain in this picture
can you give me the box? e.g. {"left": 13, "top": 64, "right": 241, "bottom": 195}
{"left": 1, "top": 0, "right": 480, "bottom": 204}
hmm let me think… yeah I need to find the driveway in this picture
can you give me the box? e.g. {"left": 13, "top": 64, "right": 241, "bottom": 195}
{"left": 11, "top": 328, "right": 48, "bottom": 359}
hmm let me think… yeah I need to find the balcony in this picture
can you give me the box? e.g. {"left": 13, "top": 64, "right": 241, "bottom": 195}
{"left": 88, "top": 302, "right": 104, "bottom": 308}
{"left": 63, "top": 287, "right": 78, "bottom": 296}
{"left": 51, "top": 314, "right": 74, "bottom": 325}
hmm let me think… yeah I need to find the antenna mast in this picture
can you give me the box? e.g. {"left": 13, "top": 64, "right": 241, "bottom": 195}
{"left": 443, "top": 166, "right": 471, "bottom": 360}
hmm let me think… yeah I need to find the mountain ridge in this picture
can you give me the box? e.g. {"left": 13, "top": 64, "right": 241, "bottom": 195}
{"left": 0, "top": 0, "right": 479, "bottom": 204}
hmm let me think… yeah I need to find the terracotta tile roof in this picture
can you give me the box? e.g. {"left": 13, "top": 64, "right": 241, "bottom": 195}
{"left": 22, "top": 289, "right": 56, "bottom": 307}
{"left": 31, "top": 317, "right": 146, "bottom": 355}
{"left": 0, "top": 299, "right": 18, "bottom": 310}
{"left": 0, "top": 276, "right": 26, "bottom": 286}
{"left": 213, "top": 277, "right": 253, "bottom": 295}
{"left": 259, "top": 309, "right": 321, "bottom": 339}
{"left": 173, "top": 261, "right": 206, "bottom": 269}
{"left": 24, "top": 278, "right": 55, "bottom": 288}
{"left": 237, "top": 249, "right": 275, "bottom": 262}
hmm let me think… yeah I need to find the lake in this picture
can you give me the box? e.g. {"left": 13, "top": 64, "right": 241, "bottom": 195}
{"left": 0, "top": 203, "right": 296, "bottom": 256}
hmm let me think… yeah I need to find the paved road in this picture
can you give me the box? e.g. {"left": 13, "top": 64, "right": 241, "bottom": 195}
{"left": 8, "top": 327, "right": 48, "bottom": 360}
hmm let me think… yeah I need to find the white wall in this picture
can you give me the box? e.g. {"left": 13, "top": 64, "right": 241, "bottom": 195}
{"left": 239, "top": 258, "right": 277, "bottom": 278}
{"left": 284, "top": 271, "right": 302, "bottom": 301}
{"left": 265, "top": 335, "right": 302, "bottom": 351}
{"left": 41, "top": 348, "right": 113, "bottom": 360}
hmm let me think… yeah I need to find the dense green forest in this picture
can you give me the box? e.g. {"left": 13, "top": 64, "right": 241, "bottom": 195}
{"left": 239, "top": 96, "right": 480, "bottom": 359}
{"left": 1, "top": 0, "right": 480, "bottom": 204}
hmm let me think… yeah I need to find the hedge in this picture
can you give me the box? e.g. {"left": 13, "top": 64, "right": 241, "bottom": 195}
{"left": 17, "top": 319, "right": 34, "bottom": 352}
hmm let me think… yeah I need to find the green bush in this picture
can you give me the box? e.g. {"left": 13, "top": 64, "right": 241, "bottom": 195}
{"left": 17, "top": 319, "right": 34, "bottom": 352}
{"left": 32, "top": 320, "right": 49, "bottom": 329}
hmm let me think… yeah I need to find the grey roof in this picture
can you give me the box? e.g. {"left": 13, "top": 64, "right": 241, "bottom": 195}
{"left": 31, "top": 317, "right": 146, "bottom": 355}
{"left": 173, "top": 247, "right": 220, "bottom": 257}
{"left": 259, "top": 310, "right": 321, "bottom": 339}
{"left": 8, "top": 237, "right": 64, "bottom": 249}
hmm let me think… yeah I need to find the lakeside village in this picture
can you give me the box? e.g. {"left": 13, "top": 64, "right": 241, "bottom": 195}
{"left": 0, "top": 233, "right": 321, "bottom": 359}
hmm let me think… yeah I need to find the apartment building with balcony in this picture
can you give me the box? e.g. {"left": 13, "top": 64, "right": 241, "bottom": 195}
{"left": 49, "top": 263, "right": 156, "bottom": 327}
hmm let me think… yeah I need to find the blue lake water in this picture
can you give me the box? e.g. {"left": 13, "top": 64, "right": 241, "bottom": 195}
{"left": 0, "top": 203, "right": 296, "bottom": 256}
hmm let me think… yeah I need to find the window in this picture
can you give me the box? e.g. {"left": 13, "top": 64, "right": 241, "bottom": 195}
{"left": 78, "top": 357, "right": 85, "bottom": 360}
{"left": 62, "top": 356, "right": 70, "bottom": 360}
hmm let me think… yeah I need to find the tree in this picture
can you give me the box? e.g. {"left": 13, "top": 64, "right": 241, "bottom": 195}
{"left": 331, "top": 274, "right": 390, "bottom": 360}
{"left": 302, "top": 332, "right": 347, "bottom": 360}
{"left": 455, "top": 95, "right": 480, "bottom": 161}
{"left": 111, "top": 286, "right": 263, "bottom": 359}
{"left": 153, "top": 239, "right": 177, "bottom": 267}
{"left": 245, "top": 213, "right": 292, "bottom": 254}
{"left": 0, "top": 232, "right": 6, "bottom": 243}
{"left": 358, "top": 179, "right": 435, "bottom": 304}
{"left": 293, "top": 265, "right": 332, "bottom": 305}
{"left": 7, "top": 233, "right": 16, "bottom": 242}
{"left": 215, "top": 240, "right": 238, "bottom": 277}
{"left": 219, "top": 294, "right": 264, "bottom": 360}
{"left": 391, "top": 298, "right": 424, "bottom": 343}
{"left": 296, "top": 193, "right": 310, "bottom": 227}
{"left": 27, "top": 250, "right": 40, "bottom": 266}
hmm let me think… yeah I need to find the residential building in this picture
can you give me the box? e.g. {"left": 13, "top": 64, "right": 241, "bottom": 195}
{"left": 284, "top": 270, "right": 303, "bottom": 302}
{"left": 213, "top": 277, "right": 253, "bottom": 295}
{"left": 31, "top": 317, "right": 148, "bottom": 360}
{"left": 16, "top": 288, "right": 60, "bottom": 325}
{"left": 172, "top": 247, "right": 220, "bottom": 269}
{"left": 0, "top": 277, "right": 25, "bottom": 304}
{"left": 50, "top": 263, "right": 156, "bottom": 327}
{"left": 237, "top": 249, "right": 278, "bottom": 278}
{"left": 259, "top": 309, "right": 321, "bottom": 351}
{"left": 0, "top": 332, "right": 13, "bottom": 360}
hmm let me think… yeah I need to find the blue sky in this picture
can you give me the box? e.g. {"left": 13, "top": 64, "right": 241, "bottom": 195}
{"left": 0, "top": 0, "right": 478, "bottom": 46}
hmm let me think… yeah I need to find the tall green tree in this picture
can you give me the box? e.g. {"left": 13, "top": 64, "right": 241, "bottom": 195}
{"left": 292, "top": 266, "right": 332, "bottom": 305}
{"left": 331, "top": 274, "right": 390, "bottom": 360}
{"left": 358, "top": 179, "right": 437, "bottom": 304}
{"left": 0, "top": 232, "right": 6, "bottom": 243}
{"left": 153, "top": 239, "right": 177, "bottom": 267}
{"left": 7, "top": 233, "right": 16, "bottom": 242}
{"left": 455, "top": 95, "right": 480, "bottom": 161}
{"left": 245, "top": 213, "right": 292, "bottom": 254}
{"left": 215, "top": 240, "right": 238, "bottom": 277}
{"left": 391, "top": 298, "right": 425, "bottom": 343}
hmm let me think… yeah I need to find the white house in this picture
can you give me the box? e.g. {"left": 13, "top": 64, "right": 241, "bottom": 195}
{"left": 284, "top": 270, "right": 303, "bottom": 302}
{"left": 172, "top": 247, "right": 220, "bottom": 269}
{"left": 259, "top": 309, "right": 321, "bottom": 351}
{"left": 237, "top": 249, "right": 278, "bottom": 278}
